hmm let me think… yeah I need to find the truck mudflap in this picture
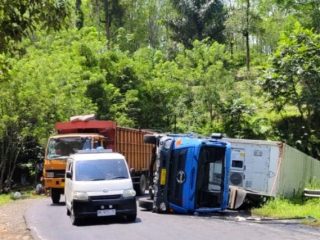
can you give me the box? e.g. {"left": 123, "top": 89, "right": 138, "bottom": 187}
{"left": 228, "top": 186, "right": 269, "bottom": 209}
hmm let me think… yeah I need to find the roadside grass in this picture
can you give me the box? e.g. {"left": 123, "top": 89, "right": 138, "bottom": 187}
{"left": 0, "top": 185, "right": 45, "bottom": 206}
{"left": 0, "top": 194, "right": 12, "bottom": 205}
{"left": 252, "top": 197, "right": 320, "bottom": 226}
{"left": 305, "top": 177, "right": 320, "bottom": 190}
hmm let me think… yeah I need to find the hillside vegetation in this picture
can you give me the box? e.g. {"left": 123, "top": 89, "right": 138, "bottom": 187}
{"left": 1, "top": 0, "right": 320, "bottom": 189}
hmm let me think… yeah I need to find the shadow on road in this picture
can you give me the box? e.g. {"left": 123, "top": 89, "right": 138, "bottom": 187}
{"left": 75, "top": 217, "right": 142, "bottom": 227}
{"left": 50, "top": 201, "right": 66, "bottom": 207}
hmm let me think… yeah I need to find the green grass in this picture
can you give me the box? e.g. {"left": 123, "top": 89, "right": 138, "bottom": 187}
{"left": 0, "top": 194, "right": 13, "bottom": 205}
{"left": 305, "top": 177, "right": 320, "bottom": 190}
{"left": 252, "top": 197, "right": 320, "bottom": 226}
{"left": 0, "top": 186, "right": 45, "bottom": 206}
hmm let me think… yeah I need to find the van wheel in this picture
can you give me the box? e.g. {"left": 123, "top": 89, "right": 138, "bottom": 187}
{"left": 51, "top": 189, "right": 60, "bottom": 204}
{"left": 70, "top": 207, "right": 80, "bottom": 226}
{"left": 137, "top": 174, "right": 147, "bottom": 195}
{"left": 125, "top": 213, "right": 137, "bottom": 222}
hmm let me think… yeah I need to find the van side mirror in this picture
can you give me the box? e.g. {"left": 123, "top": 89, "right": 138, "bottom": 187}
{"left": 130, "top": 168, "right": 135, "bottom": 176}
{"left": 66, "top": 171, "right": 72, "bottom": 179}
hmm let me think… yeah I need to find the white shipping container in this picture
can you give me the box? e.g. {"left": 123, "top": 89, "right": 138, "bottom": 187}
{"left": 225, "top": 138, "right": 320, "bottom": 198}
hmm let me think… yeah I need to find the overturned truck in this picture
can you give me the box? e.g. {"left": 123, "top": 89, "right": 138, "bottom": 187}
{"left": 139, "top": 134, "right": 231, "bottom": 214}
{"left": 227, "top": 138, "right": 320, "bottom": 209}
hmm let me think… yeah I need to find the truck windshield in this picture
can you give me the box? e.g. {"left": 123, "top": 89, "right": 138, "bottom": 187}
{"left": 46, "top": 137, "right": 92, "bottom": 159}
{"left": 75, "top": 159, "right": 129, "bottom": 181}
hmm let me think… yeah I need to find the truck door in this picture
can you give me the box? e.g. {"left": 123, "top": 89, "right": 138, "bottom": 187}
{"left": 196, "top": 145, "right": 226, "bottom": 210}
{"left": 65, "top": 161, "right": 73, "bottom": 209}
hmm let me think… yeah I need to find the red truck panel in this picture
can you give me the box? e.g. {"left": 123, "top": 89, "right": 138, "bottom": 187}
{"left": 55, "top": 120, "right": 116, "bottom": 134}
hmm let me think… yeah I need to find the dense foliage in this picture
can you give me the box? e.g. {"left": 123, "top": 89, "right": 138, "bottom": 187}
{"left": 1, "top": 0, "right": 320, "bottom": 189}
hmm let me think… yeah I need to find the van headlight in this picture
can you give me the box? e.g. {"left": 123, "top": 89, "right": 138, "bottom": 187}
{"left": 73, "top": 191, "right": 89, "bottom": 201}
{"left": 122, "top": 189, "right": 136, "bottom": 198}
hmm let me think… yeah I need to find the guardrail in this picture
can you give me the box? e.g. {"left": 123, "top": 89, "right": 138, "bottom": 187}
{"left": 304, "top": 189, "right": 320, "bottom": 198}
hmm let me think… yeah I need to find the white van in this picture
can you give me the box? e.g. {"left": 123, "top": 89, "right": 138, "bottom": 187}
{"left": 65, "top": 150, "right": 137, "bottom": 225}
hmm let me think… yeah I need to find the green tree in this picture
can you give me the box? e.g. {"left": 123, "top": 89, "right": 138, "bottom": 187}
{"left": 273, "top": 0, "right": 320, "bottom": 33}
{"left": 168, "top": 40, "right": 234, "bottom": 134}
{"left": 0, "top": 0, "right": 71, "bottom": 53}
{"left": 168, "top": 0, "right": 226, "bottom": 47}
{"left": 261, "top": 23, "right": 320, "bottom": 157}
{"left": 0, "top": 28, "right": 100, "bottom": 190}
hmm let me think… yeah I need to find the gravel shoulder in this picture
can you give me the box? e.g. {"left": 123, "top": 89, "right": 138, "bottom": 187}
{"left": 0, "top": 199, "right": 35, "bottom": 240}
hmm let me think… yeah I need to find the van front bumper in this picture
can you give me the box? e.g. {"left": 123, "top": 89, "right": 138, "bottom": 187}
{"left": 73, "top": 196, "right": 137, "bottom": 218}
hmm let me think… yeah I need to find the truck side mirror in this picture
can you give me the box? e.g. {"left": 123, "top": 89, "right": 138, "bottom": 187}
{"left": 66, "top": 171, "right": 72, "bottom": 179}
{"left": 144, "top": 135, "right": 157, "bottom": 144}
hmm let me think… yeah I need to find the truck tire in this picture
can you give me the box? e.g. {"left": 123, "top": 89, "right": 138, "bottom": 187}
{"left": 139, "top": 198, "right": 153, "bottom": 211}
{"left": 144, "top": 135, "right": 156, "bottom": 144}
{"left": 51, "top": 189, "right": 60, "bottom": 204}
{"left": 136, "top": 174, "right": 148, "bottom": 195}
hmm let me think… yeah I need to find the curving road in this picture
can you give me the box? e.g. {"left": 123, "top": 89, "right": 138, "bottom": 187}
{"left": 25, "top": 197, "right": 320, "bottom": 240}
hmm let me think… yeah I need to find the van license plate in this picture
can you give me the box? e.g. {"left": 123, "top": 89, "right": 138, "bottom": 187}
{"left": 97, "top": 209, "right": 116, "bottom": 217}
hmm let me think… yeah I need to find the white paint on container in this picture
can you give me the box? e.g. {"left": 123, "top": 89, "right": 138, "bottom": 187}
{"left": 225, "top": 138, "right": 320, "bottom": 198}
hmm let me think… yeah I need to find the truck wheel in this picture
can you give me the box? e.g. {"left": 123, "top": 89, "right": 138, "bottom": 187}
{"left": 139, "top": 198, "right": 153, "bottom": 211}
{"left": 137, "top": 174, "right": 147, "bottom": 195}
{"left": 51, "top": 189, "right": 60, "bottom": 204}
{"left": 70, "top": 207, "right": 80, "bottom": 226}
{"left": 144, "top": 135, "right": 156, "bottom": 144}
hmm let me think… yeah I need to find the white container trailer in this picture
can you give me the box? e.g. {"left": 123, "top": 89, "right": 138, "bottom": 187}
{"left": 225, "top": 138, "right": 320, "bottom": 208}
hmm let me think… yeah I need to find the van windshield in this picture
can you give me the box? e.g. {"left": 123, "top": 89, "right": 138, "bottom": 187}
{"left": 75, "top": 159, "right": 129, "bottom": 181}
{"left": 47, "top": 137, "right": 92, "bottom": 159}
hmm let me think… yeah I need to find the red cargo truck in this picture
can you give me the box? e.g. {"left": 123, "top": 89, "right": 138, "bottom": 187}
{"left": 43, "top": 118, "right": 154, "bottom": 203}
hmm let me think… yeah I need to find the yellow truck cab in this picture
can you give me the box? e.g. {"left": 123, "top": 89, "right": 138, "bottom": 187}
{"left": 65, "top": 150, "right": 137, "bottom": 225}
{"left": 44, "top": 133, "right": 107, "bottom": 203}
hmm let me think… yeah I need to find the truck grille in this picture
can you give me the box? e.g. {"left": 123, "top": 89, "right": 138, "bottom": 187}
{"left": 90, "top": 195, "right": 121, "bottom": 201}
{"left": 46, "top": 170, "right": 65, "bottom": 178}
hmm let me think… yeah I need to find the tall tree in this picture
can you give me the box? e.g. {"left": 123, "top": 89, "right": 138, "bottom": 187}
{"left": 168, "top": 0, "right": 226, "bottom": 47}
{"left": 75, "top": 0, "right": 84, "bottom": 29}
{"left": 0, "top": 0, "right": 71, "bottom": 53}
{"left": 261, "top": 23, "right": 320, "bottom": 157}
{"left": 89, "top": 0, "right": 125, "bottom": 45}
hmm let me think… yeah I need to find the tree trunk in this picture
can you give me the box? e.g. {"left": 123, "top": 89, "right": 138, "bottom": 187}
{"left": 103, "top": 0, "right": 111, "bottom": 47}
{"left": 245, "top": 0, "right": 250, "bottom": 71}
{"left": 75, "top": 0, "right": 84, "bottom": 30}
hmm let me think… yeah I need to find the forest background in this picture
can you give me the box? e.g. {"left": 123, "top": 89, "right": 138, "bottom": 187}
{"left": 1, "top": 0, "right": 320, "bottom": 189}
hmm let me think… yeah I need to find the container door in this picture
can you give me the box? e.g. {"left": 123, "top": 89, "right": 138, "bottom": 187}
{"left": 244, "top": 144, "right": 270, "bottom": 192}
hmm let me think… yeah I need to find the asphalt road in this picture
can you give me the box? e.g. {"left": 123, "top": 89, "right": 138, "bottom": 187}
{"left": 25, "top": 197, "right": 320, "bottom": 240}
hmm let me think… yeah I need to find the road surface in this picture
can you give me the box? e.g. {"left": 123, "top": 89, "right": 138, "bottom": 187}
{"left": 25, "top": 198, "right": 320, "bottom": 240}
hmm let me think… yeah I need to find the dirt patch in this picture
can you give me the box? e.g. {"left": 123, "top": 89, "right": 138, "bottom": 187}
{"left": 0, "top": 199, "right": 34, "bottom": 240}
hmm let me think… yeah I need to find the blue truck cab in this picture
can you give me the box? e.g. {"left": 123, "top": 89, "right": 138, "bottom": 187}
{"left": 140, "top": 134, "right": 231, "bottom": 214}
